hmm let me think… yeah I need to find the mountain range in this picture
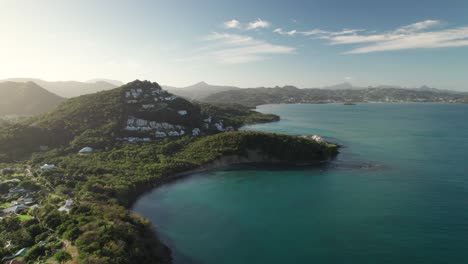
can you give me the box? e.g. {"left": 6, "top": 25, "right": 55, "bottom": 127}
{"left": 0, "top": 78, "right": 121, "bottom": 98}
{"left": 202, "top": 85, "right": 468, "bottom": 106}
{"left": 163, "top": 81, "right": 240, "bottom": 100}
{"left": 0, "top": 81, "right": 65, "bottom": 116}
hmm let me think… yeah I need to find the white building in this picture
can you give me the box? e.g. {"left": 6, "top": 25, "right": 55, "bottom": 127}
{"left": 165, "top": 95, "right": 177, "bottom": 101}
{"left": 58, "top": 199, "right": 73, "bottom": 214}
{"left": 311, "top": 135, "right": 325, "bottom": 143}
{"left": 168, "top": 131, "right": 180, "bottom": 137}
{"left": 214, "top": 122, "right": 224, "bottom": 131}
{"left": 192, "top": 128, "right": 201, "bottom": 136}
{"left": 142, "top": 104, "right": 155, "bottom": 109}
{"left": 204, "top": 116, "right": 212, "bottom": 123}
{"left": 177, "top": 110, "right": 188, "bottom": 116}
{"left": 155, "top": 131, "right": 167, "bottom": 138}
{"left": 135, "top": 119, "right": 148, "bottom": 127}
{"left": 40, "top": 164, "right": 56, "bottom": 170}
{"left": 78, "top": 147, "right": 94, "bottom": 154}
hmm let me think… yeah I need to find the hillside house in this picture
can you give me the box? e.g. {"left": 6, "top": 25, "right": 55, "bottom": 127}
{"left": 58, "top": 199, "right": 73, "bottom": 213}
{"left": 214, "top": 122, "right": 224, "bottom": 131}
{"left": 155, "top": 131, "right": 167, "bottom": 138}
{"left": 135, "top": 119, "right": 148, "bottom": 127}
{"left": 311, "top": 135, "right": 325, "bottom": 143}
{"left": 192, "top": 128, "right": 201, "bottom": 136}
{"left": 78, "top": 147, "right": 94, "bottom": 154}
{"left": 177, "top": 110, "right": 188, "bottom": 116}
{"left": 142, "top": 104, "right": 155, "bottom": 109}
{"left": 40, "top": 164, "right": 56, "bottom": 170}
{"left": 168, "top": 131, "right": 180, "bottom": 137}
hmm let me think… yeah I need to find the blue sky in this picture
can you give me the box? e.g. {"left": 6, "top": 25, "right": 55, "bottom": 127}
{"left": 1, "top": 0, "right": 468, "bottom": 90}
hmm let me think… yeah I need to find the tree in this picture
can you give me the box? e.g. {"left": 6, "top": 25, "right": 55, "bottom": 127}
{"left": 54, "top": 250, "right": 72, "bottom": 264}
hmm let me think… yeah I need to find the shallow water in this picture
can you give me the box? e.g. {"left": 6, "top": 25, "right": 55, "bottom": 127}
{"left": 133, "top": 103, "right": 468, "bottom": 264}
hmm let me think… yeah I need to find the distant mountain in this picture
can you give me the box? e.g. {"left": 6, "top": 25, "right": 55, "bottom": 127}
{"left": 322, "top": 82, "right": 355, "bottom": 90}
{"left": 164, "top": 81, "right": 240, "bottom": 100}
{"left": 0, "top": 82, "right": 65, "bottom": 116}
{"left": 203, "top": 85, "right": 468, "bottom": 107}
{"left": 86, "top": 78, "right": 124, "bottom": 87}
{"left": 0, "top": 78, "right": 118, "bottom": 98}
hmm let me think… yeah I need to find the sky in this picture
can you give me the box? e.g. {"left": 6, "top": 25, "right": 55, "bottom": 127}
{"left": 1, "top": 0, "right": 468, "bottom": 90}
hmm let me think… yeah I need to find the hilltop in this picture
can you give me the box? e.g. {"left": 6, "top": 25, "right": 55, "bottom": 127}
{"left": 0, "top": 82, "right": 65, "bottom": 116}
{"left": 0, "top": 78, "right": 118, "bottom": 98}
{"left": 163, "top": 81, "right": 240, "bottom": 100}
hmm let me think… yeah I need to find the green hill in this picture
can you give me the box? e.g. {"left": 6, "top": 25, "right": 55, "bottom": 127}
{"left": 0, "top": 80, "right": 338, "bottom": 264}
{"left": 0, "top": 80, "right": 278, "bottom": 161}
{"left": 0, "top": 82, "right": 65, "bottom": 116}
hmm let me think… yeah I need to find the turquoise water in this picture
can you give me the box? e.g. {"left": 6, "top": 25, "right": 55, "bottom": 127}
{"left": 133, "top": 103, "right": 468, "bottom": 264}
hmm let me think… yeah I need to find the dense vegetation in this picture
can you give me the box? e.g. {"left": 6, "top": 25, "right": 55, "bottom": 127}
{"left": 0, "top": 80, "right": 337, "bottom": 263}
{"left": 0, "top": 82, "right": 65, "bottom": 116}
{"left": 202, "top": 86, "right": 468, "bottom": 107}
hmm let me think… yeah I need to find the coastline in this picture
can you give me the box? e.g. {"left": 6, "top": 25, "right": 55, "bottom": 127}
{"left": 128, "top": 146, "right": 339, "bottom": 263}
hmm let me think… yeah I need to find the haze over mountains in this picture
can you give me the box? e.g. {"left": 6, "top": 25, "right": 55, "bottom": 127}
{"left": 163, "top": 81, "right": 240, "bottom": 100}
{"left": 0, "top": 81, "right": 65, "bottom": 115}
{"left": 0, "top": 78, "right": 121, "bottom": 98}
{"left": 0, "top": 78, "right": 466, "bottom": 117}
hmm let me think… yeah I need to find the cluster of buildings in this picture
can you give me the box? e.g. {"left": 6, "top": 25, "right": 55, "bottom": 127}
{"left": 124, "top": 117, "right": 198, "bottom": 140}
{"left": 120, "top": 86, "right": 238, "bottom": 143}
{"left": 124, "top": 87, "right": 177, "bottom": 104}
{"left": 1, "top": 186, "right": 37, "bottom": 219}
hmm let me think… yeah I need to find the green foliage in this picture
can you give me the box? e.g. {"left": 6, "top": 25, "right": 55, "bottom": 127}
{"left": 199, "top": 103, "right": 279, "bottom": 128}
{"left": 54, "top": 250, "right": 72, "bottom": 264}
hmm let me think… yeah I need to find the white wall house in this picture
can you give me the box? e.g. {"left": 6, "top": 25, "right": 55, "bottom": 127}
{"left": 192, "top": 128, "right": 201, "bottom": 136}
{"left": 177, "top": 110, "right": 188, "bottom": 116}
{"left": 40, "top": 164, "right": 56, "bottom": 170}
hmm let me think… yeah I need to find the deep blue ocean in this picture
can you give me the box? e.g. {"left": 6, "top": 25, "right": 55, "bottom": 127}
{"left": 133, "top": 103, "right": 468, "bottom": 264}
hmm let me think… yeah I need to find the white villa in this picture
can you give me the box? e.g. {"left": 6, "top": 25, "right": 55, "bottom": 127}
{"left": 58, "top": 199, "right": 73, "bottom": 214}
{"left": 168, "top": 131, "right": 180, "bottom": 137}
{"left": 155, "top": 131, "right": 167, "bottom": 138}
{"left": 78, "top": 147, "right": 94, "bottom": 154}
{"left": 164, "top": 95, "right": 177, "bottom": 101}
{"left": 142, "top": 104, "right": 155, "bottom": 109}
{"left": 214, "top": 122, "right": 224, "bottom": 131}
{"left": 40, "top": 164, "right": 56, "bottom": 170}
{"left": 311, "top": 135, "right": 325, "bottom": 143}
{"left": 192, "top": 128, "right": 201, "bottom": 136}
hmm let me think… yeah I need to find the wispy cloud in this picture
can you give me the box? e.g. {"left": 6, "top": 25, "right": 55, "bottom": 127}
{"left": 224, "top": 19, "right": 241, "bottom": 29}
{"left": 223, "top": 18, "right": 270, "bottom": 31}
{"left": 201, "top": 32, "right": 295, "bottom": 64}
{"left": 273, "top": 27, "right": 363, "bottom": 36}
{"left": 274, "top": 20, "right": 468, "bottom": 54}
{"left": 247, "top": 18, "right": 270, "bottom": 30}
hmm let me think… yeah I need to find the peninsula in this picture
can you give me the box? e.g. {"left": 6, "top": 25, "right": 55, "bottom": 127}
{"left": 0, "top": 80, "right": 338, "bottom": 263}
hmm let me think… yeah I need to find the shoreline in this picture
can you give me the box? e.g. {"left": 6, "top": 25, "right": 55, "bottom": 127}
{"left": 128, "top": 148, "right": 339, "bottom": 263}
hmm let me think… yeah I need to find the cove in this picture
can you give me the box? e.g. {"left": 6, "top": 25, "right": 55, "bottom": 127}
{"left": 133, "top": 103, "right": 468, "bottom": 264}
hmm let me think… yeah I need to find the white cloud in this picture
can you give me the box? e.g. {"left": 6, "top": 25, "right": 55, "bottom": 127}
{"left": 224, "top": 19, "right": 241, "bottom": 29}
{"left": 274, "top": 19, "right": 468, "bottom": 54}
{"left": 394, "top": 20, "right": 441, "bottom": 34}
{"left": 247, "top": 18, "right": 270, "bottom": 30}
{"left": 201, "top": 32, "right": 295, "bottom": 64}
